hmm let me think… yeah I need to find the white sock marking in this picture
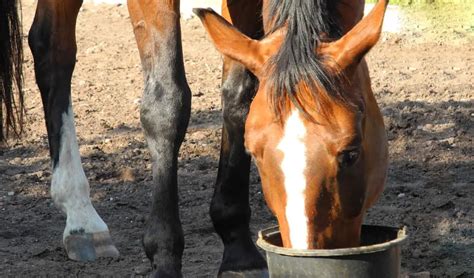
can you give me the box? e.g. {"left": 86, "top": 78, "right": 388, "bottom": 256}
{"left": 51, "top": 106, "right": 108, "bottom": 241}
{"left": 277, "top": 110, "right": 309, "bottom": 249}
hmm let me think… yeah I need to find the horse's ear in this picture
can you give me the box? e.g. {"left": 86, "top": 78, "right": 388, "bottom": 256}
{"left": 322, "top": 0, "right": 388, "bottom": 75}
{"left": 193, "top": 8, "right": 281, "bottom": 77}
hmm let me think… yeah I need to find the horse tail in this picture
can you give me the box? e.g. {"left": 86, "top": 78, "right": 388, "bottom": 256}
{"left": 0, "top": 0, "right": 24, "bottom": 142}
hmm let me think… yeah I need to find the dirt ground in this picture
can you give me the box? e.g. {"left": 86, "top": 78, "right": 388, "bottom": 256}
{"left": 0, "top": 2, "right": 472, "bottom": 277}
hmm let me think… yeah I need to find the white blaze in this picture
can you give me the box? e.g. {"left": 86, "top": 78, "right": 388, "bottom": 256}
{"left": 277, "top": 110, "right": 308, "bottom": 249}
{"left": 51, "top": 106, "right": 108, "bottom": 240}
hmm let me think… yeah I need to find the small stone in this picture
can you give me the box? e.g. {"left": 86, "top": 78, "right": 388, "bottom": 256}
{"left": 135, "top": 215, "right": 145, "bottom": 223}
{"left": 412, "top": 248, "right": 424, "bottom": 258}
{"left": 408, "top": 271, "right": 430, "bottom": 278}
{"left": 397, "top": 193, "right": 406, "bottom": 198}
{"left": 120, "top": 167, "right": 135, "bottom": 182}
{"left": 7, "top": 191, "right": 15, "bottom": 196}
{"left": 33, "top": 171, "right": 44, "bottom": 179}
{"left": 455, "top": 129, "right": 466, "bottom": 136}
{"left": 436, "top": 200, "right": 455, "bottom": 210}
{"left": 424, "top": 124, "right": 433, "bottom": 131}
{"left": 455, "top": 191, "right": 466, "bottom": 197}
{"left": 85, "top": 47, "right": 96, "bottom": 54}
{"left": 453, "top": 209, "right": 466, "bottom": 218}
{"left": 397, "top": 119, "right": 409, "bottom": 129}
{"left": 30, "top": 247, "right": 50, "bottom": 257}
{"left": 439, "top": 137, "right": 455, "bottom": 147}
{"left": 134, "top": 264, "right": 151, "bottom": 275}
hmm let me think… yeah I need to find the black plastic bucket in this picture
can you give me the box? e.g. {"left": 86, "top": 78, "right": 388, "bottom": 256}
{"left": 257, "top": 225, "right": 407, "bottom": 278}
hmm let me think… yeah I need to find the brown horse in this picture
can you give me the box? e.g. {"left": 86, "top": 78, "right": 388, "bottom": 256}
{"left": 195, "top": 0, "right": 389, "bottom": 250}
{"left": 0, "top": 0, "right": 389, "bottom": 276}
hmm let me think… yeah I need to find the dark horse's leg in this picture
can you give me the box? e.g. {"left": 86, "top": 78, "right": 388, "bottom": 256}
{"left": 210, "top": 1, "right": 267, "bottom": 276}
{"left": 28, "top": 0, "right": 118, "bottom": 261}
{"left": 128, "top": 0, "right": 191, "bottom": 276}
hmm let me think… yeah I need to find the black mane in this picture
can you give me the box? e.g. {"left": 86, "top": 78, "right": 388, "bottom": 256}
{"left": 265, "top": 0, "right": 347, "bottom": 118}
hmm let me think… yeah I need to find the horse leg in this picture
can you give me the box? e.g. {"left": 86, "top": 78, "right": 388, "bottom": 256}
{"left": 127, "top": 1, "right": 191, "bottom": 276}
{"left": 28, "top": 0, "right": 118, "bottom": 261}
{"left": 209, "top": 1, "right": 267, "bottom": 276}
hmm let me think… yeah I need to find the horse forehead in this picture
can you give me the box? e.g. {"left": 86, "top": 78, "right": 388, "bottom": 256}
{"left": 276, "top": 110, "right": 307, "bottom": 171}
{"left": 280, "top": 110, "right": 307, "bottom": 139}
{"left": 306, "top": 101, "right": 362, "bottom": 139}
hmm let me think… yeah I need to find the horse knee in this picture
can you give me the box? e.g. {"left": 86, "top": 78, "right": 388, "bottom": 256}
{"left": 221, "top": 67, "right": 257, "bottom": 132}
{"left": 28, "top": 13, "right": 77, "bottom": 97}
{"left": 28, "top": 20, "right": 47, "bottom": 59}
{"left": 140, "top": 81, "right": 191, "bottom": 146}
{"left": 28, "top": 8, "right": 77, "bottom": 61}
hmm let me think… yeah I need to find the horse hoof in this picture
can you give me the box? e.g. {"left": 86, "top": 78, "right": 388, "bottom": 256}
{"left": 219, "top": 269, "right": 269, "bottom": 278}
{"left": 64, "top": 231, "right": 119, "bottom": 261}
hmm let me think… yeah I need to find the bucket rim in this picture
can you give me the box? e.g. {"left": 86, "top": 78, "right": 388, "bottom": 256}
{"left": 256, "top": 224, "right": 407, "bottom": 257}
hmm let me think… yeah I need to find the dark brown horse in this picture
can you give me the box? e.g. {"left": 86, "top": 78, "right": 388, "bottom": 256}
{"left": 0, "top": 0, "right": 388, "bottom": 276}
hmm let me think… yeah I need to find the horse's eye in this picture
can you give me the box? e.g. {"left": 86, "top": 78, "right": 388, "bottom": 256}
{"left": 337, "top": 148, "right": 360, "bottom": 168}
